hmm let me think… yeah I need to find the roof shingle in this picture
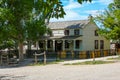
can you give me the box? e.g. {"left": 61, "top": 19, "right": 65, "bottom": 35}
{"left": 48, "top": 20, "right": 89, "bottom": 29}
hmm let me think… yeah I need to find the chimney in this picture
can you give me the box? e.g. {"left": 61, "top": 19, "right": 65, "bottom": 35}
{"left": 88, "top": 14, "right": 93, "bottom": 21}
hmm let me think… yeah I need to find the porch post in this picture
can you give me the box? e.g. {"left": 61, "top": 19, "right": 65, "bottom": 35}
{"left": 53, "top": 40, "right": 55, "bottom": 51}
{"left": 73, "top": 40, "right": 76, "bottom": 51}
{"left": 45, "top": 40, "right": 48, "bottom": 51}
{"left": 62, "top": 40, "right": 65, "bottom": 51}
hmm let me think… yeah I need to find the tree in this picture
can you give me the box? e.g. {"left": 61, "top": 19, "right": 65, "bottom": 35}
{"left": 95, "top": 0, "right": 120, "bottom": 41}
{"left": 0, "top": 0, "right": 92, "bottom": 61}
{"left": 0, "top": 40, "right": 15, "bottom": 50}
{"left": 26, "top": 18, "right": 47, "bottom": 50}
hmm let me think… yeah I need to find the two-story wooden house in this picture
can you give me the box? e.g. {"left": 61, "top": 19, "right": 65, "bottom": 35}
{"left": 39, "top": 16, "right": 110, "bottom": 52}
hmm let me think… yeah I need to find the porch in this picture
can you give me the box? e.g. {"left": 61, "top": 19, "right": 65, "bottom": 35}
{"left": 39, "top": 39, "right": 82, "bottom": 52}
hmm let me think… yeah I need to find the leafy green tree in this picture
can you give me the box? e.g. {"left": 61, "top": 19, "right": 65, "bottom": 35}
{"left": 95, "top": 0, "right": 120, "bottom": 41}
{"left": 0, "top": 0, "right": 92, "bottom": 61}
{"left": 26, "top": 18, "right": 47, "bottom": 50}
{"left": 0, "top": 40, "right": 15, "bottom": 50}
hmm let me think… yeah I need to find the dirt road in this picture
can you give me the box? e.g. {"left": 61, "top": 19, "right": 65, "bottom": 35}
{"left": 0, "top": 61, "right": 120, "bottom": 80}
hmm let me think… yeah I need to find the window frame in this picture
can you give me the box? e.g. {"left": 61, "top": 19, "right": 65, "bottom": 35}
{"left": 95, "top": 30, "right": 98, "bottom": 36}
{"left": 95, "top": 40, "right": 99, "bottom": 49}
{"left": 64, "top": 30, "right": 69, "bottom": 36}
{"left": 65, "top": 40, "right": 70, "bottom": 49}
{"left": 47, "top": 40, "right": 52, "bottom": 48}
{"left": 74, "top": 29, "right": 80, "bottom": 35}
{"left": 100, "top": 40, "right": 104, "bottom": 49}
{"left": 75, "top": 40, "right": 80, "bottom": 49}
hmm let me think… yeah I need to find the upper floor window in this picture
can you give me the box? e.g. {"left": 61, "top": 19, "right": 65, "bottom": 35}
{"left": 74, "top": 29, "right": 79, "bottom": 35}
{"left": 64, "top": 30, "right": 69, "bottom": 36}
{"left": 95, "top": 30, "right": 98, "bottom": 36}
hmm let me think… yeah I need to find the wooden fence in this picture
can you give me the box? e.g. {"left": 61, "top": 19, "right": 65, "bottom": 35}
{"left": 60, "top": 49, "right": 117, "bottom": 59}
{"left": 25, "top": 49, "right": 119, "bottom": 59}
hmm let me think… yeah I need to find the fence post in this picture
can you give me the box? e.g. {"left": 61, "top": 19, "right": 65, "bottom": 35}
{"left": 1, "top": 55, "right": 2, "bottom": 65}
{"left": 92, "top": 51, "right": 95, "bottom": 61}
{"left": 44, "top": 51, "right": 46, "bottom": 65}
{"left": 35, "top": 52, "right": 37, "bottom": 64}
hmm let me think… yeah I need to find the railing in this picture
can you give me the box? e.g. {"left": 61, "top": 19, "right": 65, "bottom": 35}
{"left": 26, "top": 49, "right": 118, "bottom": 59}
{"left": 60, "top": 49, "right": 117, "bottom": 59}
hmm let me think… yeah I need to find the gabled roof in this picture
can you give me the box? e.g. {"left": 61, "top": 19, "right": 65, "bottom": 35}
{"left": 48, "top": 20, "right": 90, "bottom": 29}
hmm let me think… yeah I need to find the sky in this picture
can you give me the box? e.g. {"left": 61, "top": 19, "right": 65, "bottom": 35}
{"left": 50, "top": 0, "right": 113, "bottom": 22}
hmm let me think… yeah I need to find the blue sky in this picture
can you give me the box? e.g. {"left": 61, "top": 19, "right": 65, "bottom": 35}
{"left": 50, "top": 0, "right": 113, "bottom": 22}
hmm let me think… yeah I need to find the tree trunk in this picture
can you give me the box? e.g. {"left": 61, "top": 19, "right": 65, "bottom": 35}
{"left": 18, "top": 41, "right": 24, "bottom": 61}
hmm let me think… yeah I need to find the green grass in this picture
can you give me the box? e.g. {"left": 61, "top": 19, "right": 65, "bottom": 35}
{"left": 107, "top": 57, "right": 120, "bottom": 60}
{"left": 64, "top": 60, "right": 115, "bottom": 65}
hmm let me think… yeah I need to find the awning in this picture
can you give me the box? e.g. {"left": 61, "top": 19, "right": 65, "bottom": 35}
{"left": 40, "top": 36, "right": 82, "bottom": 40}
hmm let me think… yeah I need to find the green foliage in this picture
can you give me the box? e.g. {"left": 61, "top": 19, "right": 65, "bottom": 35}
{"left": 0, "top": 40, "right": 15, "bottom": 50}
{"left": 95, "top": 0, "right": 120, "bottom": 40}
{"left": 107, "top": 56, "right": 120, "bottom": 60}
{"left": 77, "top": 0, "right": 92, "bottom": 4}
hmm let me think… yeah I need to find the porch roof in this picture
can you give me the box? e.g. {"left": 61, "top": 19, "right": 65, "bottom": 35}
{"left": 40, "top": 36, "right": 81, "bottom": 40}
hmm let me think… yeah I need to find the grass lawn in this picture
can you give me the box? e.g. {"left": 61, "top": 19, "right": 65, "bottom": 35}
{"left": 64, "top": 60, "right": 115, "bottom": 65}
{"left": 107, "top": 56, "right": 120, "bottom": 60}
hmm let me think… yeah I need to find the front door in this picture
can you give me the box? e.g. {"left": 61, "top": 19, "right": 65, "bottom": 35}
{"left": 55, "top": 40, "right": 62, "bottom": 51}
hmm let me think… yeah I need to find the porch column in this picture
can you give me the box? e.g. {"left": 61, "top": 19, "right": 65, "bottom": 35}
{"left": 71, "top": 40, "right": 74, "bottom": 50}
{"left": 62, "top": 40, "right": 65, "bottom": 51}
{"left": 53, "top": 40, "right": 55, "bottom": 51}
{"left": 45, "top": 40, "right": 48, "bottom": 51}
{"left": 73, "top": 40, "right": 76, "bottom": 51}
{"left": 36, "top": 41, "right": 39, "bottom": 50}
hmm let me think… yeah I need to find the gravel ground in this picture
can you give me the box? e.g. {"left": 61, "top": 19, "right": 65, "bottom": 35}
{"left": 0, "top": 56, "right": 120, "bottom": 80}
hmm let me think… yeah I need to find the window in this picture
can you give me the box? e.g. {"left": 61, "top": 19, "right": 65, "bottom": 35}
{"left": 95, "top": 40, "right": 99, "bottom": 49}
{"left": 48, "top": 40, "right": 52, "bottom": 48}
{"left": 75, "top": 40, "right": 80, "bottom": 49}
{"left": 64, "top": 30, "right": 69, "bottom": 36}
{"left": 100, "top": 40, "right": 104, "bottom": 49}
{"left": 95, "top": 30, "right": 98, "bottom": 36}
{"left": 65, "top": 40, "right": 69, "bottom": 49}
{"left": 39, "top": 41, "right": 44, "bottom": 48}
{"left": 74, "top": 29, "right": 79, "bottom": 35}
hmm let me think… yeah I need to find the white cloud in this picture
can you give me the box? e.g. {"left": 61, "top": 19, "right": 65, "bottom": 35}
{"left": 64, "top": 2, "right": 82, "bottom": 10}
{"left": 95, "top": 0, "right": 113, "bottom": 5}
{"left": 85, "top": 10, "right": 104, "bottom": 17}
{"left": 64, "top": 0, "right": 82, "bottom": 10}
